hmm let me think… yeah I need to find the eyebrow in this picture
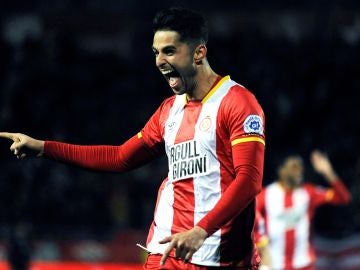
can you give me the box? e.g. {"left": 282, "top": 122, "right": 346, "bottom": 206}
{"left": 152, "top": 45, "right": 176, "bottom": 52}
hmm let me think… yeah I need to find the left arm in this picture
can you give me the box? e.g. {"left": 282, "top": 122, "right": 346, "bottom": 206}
{"left": 254, "top": 210, "right": 271, "bottom": 269}
{"left": 311, "top": 150, "right": 351, "bottom": 205}
{"left": 196, "top": 141, "right": 264, "bottom": 234}
{"left": 327, "top": 180, "right": 352, "bottom": 204}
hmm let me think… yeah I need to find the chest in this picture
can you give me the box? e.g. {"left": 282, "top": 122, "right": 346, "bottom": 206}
{"left": 163, "top": 101, "right": 221, "bottom": 149}
{"left": 266, "top": 186, "right": 311, "bottom": 226}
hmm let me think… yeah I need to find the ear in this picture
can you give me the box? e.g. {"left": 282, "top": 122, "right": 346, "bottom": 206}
{"left": 194, "top": 44, "right": 207, "bottom": 64}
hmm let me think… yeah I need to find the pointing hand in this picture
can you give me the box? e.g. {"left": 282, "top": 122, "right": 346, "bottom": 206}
{"left": 0, "top": 132, "right": 44, "bottom": 159}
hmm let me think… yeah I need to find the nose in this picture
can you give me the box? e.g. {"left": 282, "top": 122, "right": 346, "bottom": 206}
{"left": 156, "top": 53, "right": 167, "bottom": 68}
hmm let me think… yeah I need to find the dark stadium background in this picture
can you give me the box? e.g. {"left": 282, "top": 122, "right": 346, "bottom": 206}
{"left": 0, "top": 0, "right": 359, "bottom": 269}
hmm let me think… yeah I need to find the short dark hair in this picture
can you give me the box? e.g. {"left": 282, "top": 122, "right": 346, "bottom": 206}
{"left": 153, "top": 7, "right": 208, "bottom": 45}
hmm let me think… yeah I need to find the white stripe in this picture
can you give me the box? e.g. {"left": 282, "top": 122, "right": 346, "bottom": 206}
{"left": 292, "top": 188, "right": 312, "bottom": 268}
{"left": 164, "top": 95, "right": 186, "bottom": 154}
{"left": 191, "top": 80, "right": 233, "bottom": 265}
{"left": 266, "top": 183, "right": 286, "bottom": 269}
{"left": 147, "top": 180, "right": 174, "bottom": 254}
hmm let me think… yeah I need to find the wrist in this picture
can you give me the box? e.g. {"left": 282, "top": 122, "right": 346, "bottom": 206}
{"left": 194, "top": 225, "right": 209, "bottom": 238}
{"left": 324, "top": 171, "right": 339, "bottom": 183}
{"left": 34, "top": 140, "right": 45, "bottom": 156}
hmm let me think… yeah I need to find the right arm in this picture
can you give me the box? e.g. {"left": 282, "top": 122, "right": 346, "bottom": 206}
{"left": 0, "top": 99, "right": 171, "bottom": 172}
{"left": 0, "top": 132, "right": 161, "bottom": 173}
{"left": 44, "top": 133, "right": 161, "bottom": 172}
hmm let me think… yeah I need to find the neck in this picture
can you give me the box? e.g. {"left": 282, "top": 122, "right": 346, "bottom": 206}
{"left": 279, "top": 178, "right": 298, "bottom": 190}
{"left": 187, "top": 63, "right": 219, "bottom": 101}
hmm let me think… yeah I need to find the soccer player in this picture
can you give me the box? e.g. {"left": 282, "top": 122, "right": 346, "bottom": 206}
{"left": 257, "top": 151, "right": 351, "bottom": 270}
{"left": 0, "top": 7, "right": 266, "bottom": 269}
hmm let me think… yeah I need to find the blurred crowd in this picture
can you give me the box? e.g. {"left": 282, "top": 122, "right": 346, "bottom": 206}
{"left": 0, "top": 0, "right": 359, "bottom": 261}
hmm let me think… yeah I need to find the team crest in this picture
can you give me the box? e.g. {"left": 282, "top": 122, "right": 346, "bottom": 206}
{"left": 244, "top": 115, "right": 263, "bottom": 134}
{"left": 199, "top": 116, "right": 212, "bottom": 132}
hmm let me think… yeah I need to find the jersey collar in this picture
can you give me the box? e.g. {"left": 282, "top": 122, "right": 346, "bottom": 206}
{"left": 184, "top": 75, "right": 231, "bottom": 104}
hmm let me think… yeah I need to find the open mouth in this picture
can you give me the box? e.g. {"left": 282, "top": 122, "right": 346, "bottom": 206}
{"left": 163, "top": 70, "right": 180, "bottom": 80}
{"left": 162, "top": 70, "right": 181, "bottom": 88}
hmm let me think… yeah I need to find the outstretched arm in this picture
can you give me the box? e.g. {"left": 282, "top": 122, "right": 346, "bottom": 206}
{"left": 1, "top": 99, "right": 167, "bottom": 171}
{"left": 0, "top": 132, "right": 162, "bottom": 173}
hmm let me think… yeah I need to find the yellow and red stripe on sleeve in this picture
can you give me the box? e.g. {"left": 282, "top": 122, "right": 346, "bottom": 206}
{"left": 231, "top": 136, "right": 265, "bottom": 147}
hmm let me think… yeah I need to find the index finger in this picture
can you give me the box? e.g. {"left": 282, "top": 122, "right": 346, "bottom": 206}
{"left": 0, "top": 132, "right": 16, "bottom": 140}
{"left": 160, "top": 240, "right": 176, "bottom": 266}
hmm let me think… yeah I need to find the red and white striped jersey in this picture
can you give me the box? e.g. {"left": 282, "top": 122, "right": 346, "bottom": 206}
{"left": 257, "top": 180, "right": 351, "bottom": 270}
{"left": 140, "top": 76, "right": 265, "bottom": 267}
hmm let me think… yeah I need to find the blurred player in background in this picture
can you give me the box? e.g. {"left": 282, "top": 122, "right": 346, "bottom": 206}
{"left": 0, "top": 7, "right": 265, "bottom": 270}
{"left": 257, "top": 150, "right": 351, "bottom": 270}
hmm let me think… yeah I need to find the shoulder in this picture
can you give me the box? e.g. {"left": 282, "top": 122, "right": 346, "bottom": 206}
{"left": 303, "top": 183, "right": 327, "bottom": 195}
{"left": 155, "top": 95, "right": 177, "bottom": 119}
{"left": 221, "top": 82, "right": 264, "bottom": 116}
{"left": 227, "top": 83, "right": 260, "bottom": 104}
{"left": 303, "top": 183, "right": 318, "bottom": 190}
{"left": 144, "top": 95, "right": 176, "bottom": 127}
{"left": 160, "top": 95, "right": 176, "bottom": 109}
{"left": 265, "top": 182, "right": 281, "bottom": 192}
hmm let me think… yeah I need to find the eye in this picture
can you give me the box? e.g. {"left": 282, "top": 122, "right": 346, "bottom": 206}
{"left": 164, "top": 48, "right": 175, "bottom": 56}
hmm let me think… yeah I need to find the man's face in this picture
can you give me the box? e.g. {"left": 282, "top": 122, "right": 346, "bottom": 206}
{"left": 280, "top": 157, "right": 304, "bottom": 187}
{"left": 152, "top": 30, "right": 197, "bottom": 95}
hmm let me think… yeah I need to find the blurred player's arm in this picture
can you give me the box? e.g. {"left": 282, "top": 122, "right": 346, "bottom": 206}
{"left": 310, "top": 149, "right": 351, "bottom": 204}
{"left": 258, "top": 237, "right": 272, "bottom": 270}
{"left": 254, "top": 210, "right": 272, "bottom": 270}
{"left": 0, "top": 132, "right": 160, "bottom": 173}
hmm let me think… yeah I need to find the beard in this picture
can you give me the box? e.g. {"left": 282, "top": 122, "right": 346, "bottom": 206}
{"left": 162, "top": 62, "right": 197, "bottom": 96}
{"left": 287, "top": 174, "right": 303, "bottom": 187}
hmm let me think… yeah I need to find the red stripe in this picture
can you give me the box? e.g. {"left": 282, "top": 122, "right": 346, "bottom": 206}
{"left": 171, "top": 102, "right": 202, "bottom": 234}
{"left": 284, "top": 190, "right": 295, "bottom": 270}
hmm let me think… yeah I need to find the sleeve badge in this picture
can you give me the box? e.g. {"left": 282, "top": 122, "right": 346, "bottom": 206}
{"left": 244, "top": 114, "right": 263, "bottom": 135}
